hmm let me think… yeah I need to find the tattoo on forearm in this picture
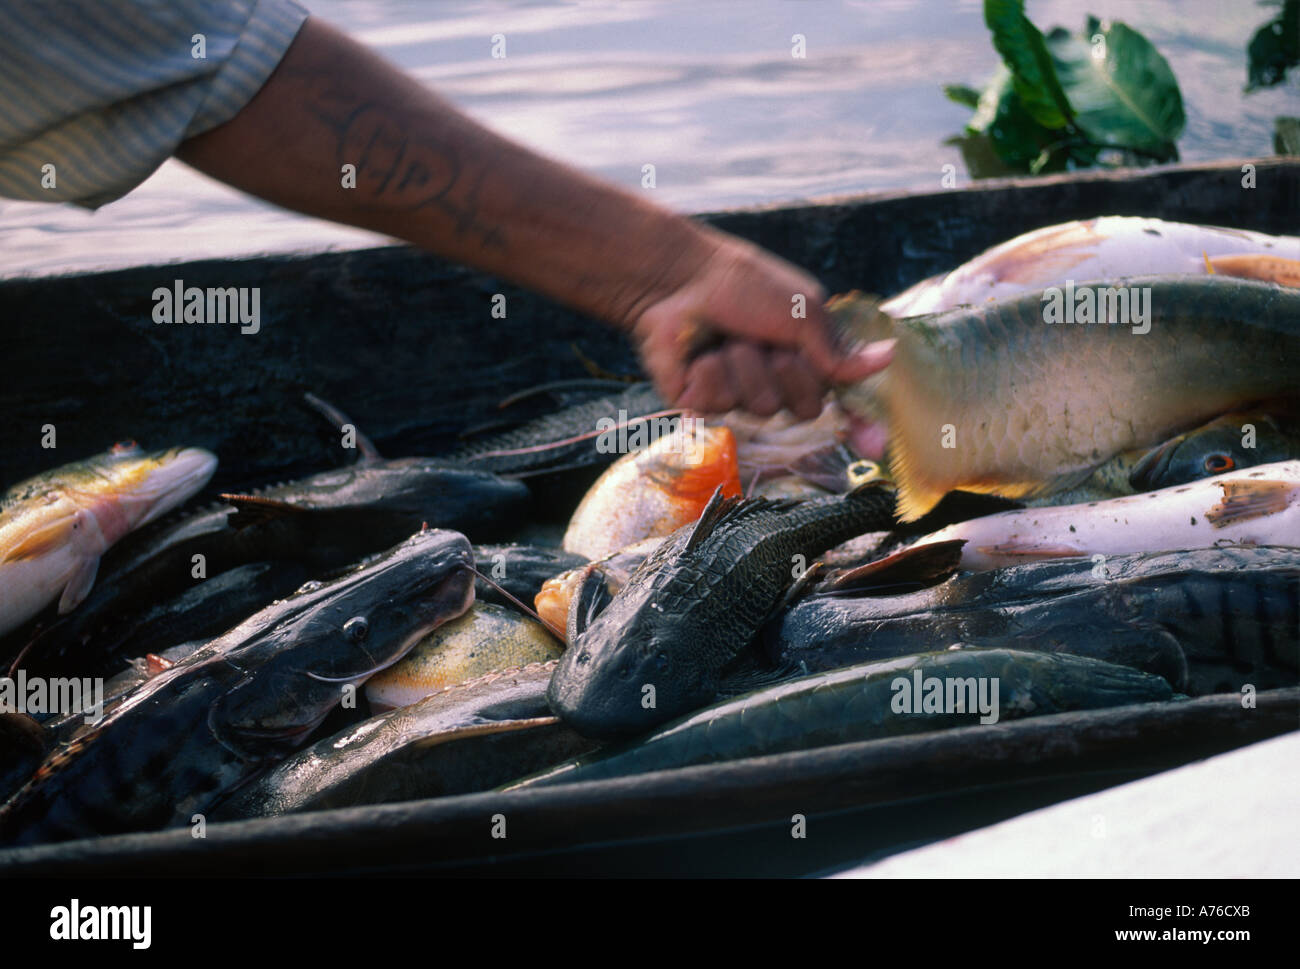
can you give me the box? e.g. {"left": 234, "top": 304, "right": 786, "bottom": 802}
{"left": 293, "top": 72, "right": 505, "bottom": 251}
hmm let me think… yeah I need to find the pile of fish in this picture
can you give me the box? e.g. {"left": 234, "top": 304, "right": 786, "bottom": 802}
{"left": 1, "top": 215, "right": 1298, "bottom": 848}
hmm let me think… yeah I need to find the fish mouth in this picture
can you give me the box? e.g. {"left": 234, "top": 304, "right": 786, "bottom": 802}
{"left": 1128, "top": 437, "right": 1182, "bottom": 492}
{"left": 132, "top": 447, "right": 218, "bottom": 526}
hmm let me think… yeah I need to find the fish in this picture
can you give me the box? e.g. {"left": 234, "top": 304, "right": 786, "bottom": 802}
{"left": 534, "top": 537, "right": 663, "bottom": 643}
{"left": 364, "top": 603, "right": 564, "bottom": 711}
{"left": 9, "top": 459, "right": 528, "bottom": 680}
{"left": 442, "top": 382, "right": 668, "bottom": 477}
{"left": 0, "top": 528, "right": 475, "bottom": 846}
{"left": 912, "top": 460, "right": 1300, "bottom": 571}
{"left": 471, "top": 544, "right": 588, "bottom": 611}
{"left": 1128, "top": 411, "right": 1300, "bottom": 491}
{"left": 767, "top": 545, "right": 1300, "bottom": 696}
{"left": 561, "top": 421, "right": 741, "bottom": 560}
{"left": 547, "top": 482, "right": 899, "bottom": 737}
{"left": 830, "top": 276, "right": 1300, "bottom": 520}
{"left": 880, "top": 216, "right": 1300, "bottom": 316}
{"left": 0, "top": 442, "right": 216, "bottom": 639}
{"left": 510, "top": 649, "right": 1174, "bottom": 789}
{"left": 214, "top": 661, "right": 599, "bottom": 819}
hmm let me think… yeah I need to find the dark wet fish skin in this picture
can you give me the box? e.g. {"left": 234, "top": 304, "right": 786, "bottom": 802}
{"left": 441, "top": 383, "right": 667, "bottom": 477}
{"left": 9, "top": 463, "right": 528, "bottom": 679}
{"left": 514, "top": 649, "right": 1174, "bottom": 788}
{"left": 214, "top": 660, "right": 598, "bottom": 819}
{"left": 548, "top": 484, "right": 899, "bottom": 738}
{"left": 0, "top": 713, "right": 48, "bottom": 804}
{"left": 0, "top": 529, "right": 475, "bottom": 846}
{"left": 1129, "top": 411, "right": 1300, "bottom": 491}
{"left": 472, "top": 544, "right": 589, "bottom": 607}
{"left": 769, "top": 545, "right": 1300, "bottom": 696}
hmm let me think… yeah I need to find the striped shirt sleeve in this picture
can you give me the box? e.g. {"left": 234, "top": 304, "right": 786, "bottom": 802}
{"left": 0, "top": 0, "right": 308, "bottom": 209}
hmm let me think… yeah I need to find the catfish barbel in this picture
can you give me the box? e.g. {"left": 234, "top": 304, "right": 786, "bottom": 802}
{"left": 511, "top": 649, "right": 1172, "bottom": 789}
{"left": 547, "top": 483, "right": 898, "bottom": 737}
{"left": 0, "top": 442, "right": 215, "bottom": 639}
{"left": 830, "top": 275, "right": 1300, "bottom": 521}
{"left": 0, "top": 528, "right": 475, "bottom": 846}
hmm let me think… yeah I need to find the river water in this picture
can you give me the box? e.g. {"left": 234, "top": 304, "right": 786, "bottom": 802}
{"left": 0, "top": 0, "right": 1293, "bottom": 278}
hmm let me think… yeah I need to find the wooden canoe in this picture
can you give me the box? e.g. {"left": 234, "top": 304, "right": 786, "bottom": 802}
{"left": 1, "top": 158, "right": 1296, "bottom": 875}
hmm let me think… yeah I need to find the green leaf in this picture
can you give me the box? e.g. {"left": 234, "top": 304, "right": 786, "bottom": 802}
{"left": 1047, "top": 19, "right": 1185, "bottom": 161}
{"left": 983, "top": 0, "right": 1074, "bottom": 129}
{"left": 1246, "top": 0, "right": 1300, "bottom": 91}
{"left": 1277, "top": 116, "right": 1300, "bottom": 155}
{"left": 943, "top": 83, "right": 983, "bottom": 108}
{"left": 965, "top": 65, "right": 1068, "bottom": 170}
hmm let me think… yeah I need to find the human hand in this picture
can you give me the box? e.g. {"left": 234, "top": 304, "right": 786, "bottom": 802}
{"left": 629, "top": 236, "right": 894, "bottom": 421}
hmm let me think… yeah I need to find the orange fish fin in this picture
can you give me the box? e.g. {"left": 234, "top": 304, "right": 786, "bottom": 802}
{"left": 2, "top": 511, "right": 85, "bottom": 563}
{"left": 1205, "top": 479, "right": 1298, "bottom": 528}
{"left": 144, "top": 653, "right": 176, "bottom": 677}
{"left": 662, "top": 429, "right": 741, "bottom": 503}
{"left": 826, "top": 539, "right": 966, "bottom": 592}
{"left": 1207, "top": 254, "right": 1300, "bottom": 288}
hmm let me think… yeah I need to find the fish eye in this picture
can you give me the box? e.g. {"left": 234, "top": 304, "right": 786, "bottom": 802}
{"left": 343, "top": 616, "right": 369, "bottom": 642}
{"left": 1203, "top": 454, "right": 1235, "bottom": 474}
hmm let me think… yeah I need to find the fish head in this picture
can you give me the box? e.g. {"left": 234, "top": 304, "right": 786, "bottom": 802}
{"left": 209, "top": 528, "right": 475, "bottom": 755}
{"left": 1128, "top": 413, "right": 1294, "bottom": 492}
{"left": 38, "top": 442, "right": 217, "bottom": 535}
{"left": 547, "top": 605, "right": 712, "bottom": 738}
{"left": 287, "top": 460, "right": 530, "bottom": 535}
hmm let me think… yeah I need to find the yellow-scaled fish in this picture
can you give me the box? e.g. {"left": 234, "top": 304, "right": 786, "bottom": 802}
{"left": 830, "top": 276, "right": 1300, "bottom": 521}
{"left": 0, "top": 443, "right": 216, "bottom": 637}
{"left": 365, "top": 603, "right": 563, "bottom": 711}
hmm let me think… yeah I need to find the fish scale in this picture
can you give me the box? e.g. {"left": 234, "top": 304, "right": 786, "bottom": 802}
{"left": 833, "top": 275, "right": 1300, "bottom": 520}
{"left": 547, "top": 484, "right": 897, "bottom": 737}
{"left": 0, "top": 529, "right": 474, "bottom": 846}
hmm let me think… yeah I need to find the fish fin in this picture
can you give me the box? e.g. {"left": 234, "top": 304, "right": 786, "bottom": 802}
{"left": 824, "top": 539, "right": 966, "bottom": 593}
{"left": 144, "top": 653, "right": 176, "bottom": 677}
{"left": 973, "top": 542, "right": 1086, "bottom": 564}
{"left": 414, "top": 718, "right": 559, "bottom": 750}
{"left": 220, "top": 494, "right": 309, "bottom": 529}
{"left": 567, "top": 566, "right": 612, "bottom": 644}
{"left": 1207, "top": 254, "right": 1300, "bottom": 288}
{"left": 1, "top": 511, "right": 85, "bottom": 563}
{"left": 303, "top": 393, "right": 383, "bottom": 463}
{"left": 658, "top": 429, "right": 741, "bottom": 503}
{"left": 787, "top": 443, "right": 859, "bottom": 493}
{"left": 56, "top": 554, "right": 100, "bottom": 614}
{"left": 682, "top": 487, "right": 744, "bottom": 553}
{"left": 770, "top": 560, "right": 826, "bottom": 614}
{"left": 714, "top": 651, "right": 795, "bottom": 697}
{"left": 892, "top": 465, "right": 1091, "bottom": 523}
{"left": 1205, "top": 479, "right": 1298, "bottom": 528}
{"left": 825, "top": 291, "right": 896, "bottom": 349}
{"left": 683, "top": 488, "right": 805, "bottom": 554}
